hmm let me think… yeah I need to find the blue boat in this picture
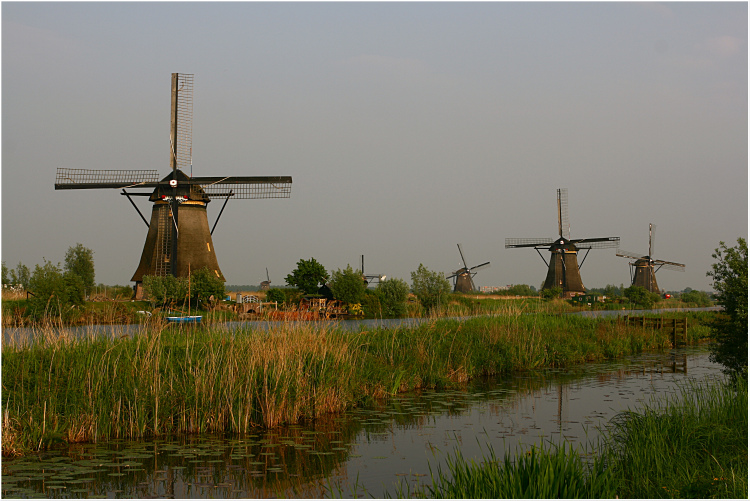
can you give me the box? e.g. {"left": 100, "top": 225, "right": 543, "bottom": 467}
{"left": 167, "top": 315, "right": 202, "bottom": 324}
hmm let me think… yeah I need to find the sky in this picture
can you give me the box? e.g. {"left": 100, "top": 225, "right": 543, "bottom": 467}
{"left": 2, "top": 2, "right": 747, "bottom": 292}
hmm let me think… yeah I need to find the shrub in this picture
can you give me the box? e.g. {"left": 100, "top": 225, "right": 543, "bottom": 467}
{"left": 377, "top": 277, "right": 410, "bottom": 317}
{"left": 540, "top": 287, "right": 563, "bottom": 300}
{"left": 27, "top": 260, "right": 83, "bottom": 321}
{"left": 707, "top": 238, "right": 748, "bottom": 378}
{"left": 329, "top": 265, "right": 366, "bottom": 305}
{"left": 411, "top": 264, "right": 451, "bottom": 313}
{"left": 265, "top": 288, "right": 286, "bottom": 304}
{"left": 624, "top": 286, "right": 661, "bottom": 308}
{"left": 189, "top": 267, "right": 225, "bottom": 308}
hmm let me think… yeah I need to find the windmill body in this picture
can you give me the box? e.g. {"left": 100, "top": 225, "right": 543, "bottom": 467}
{"left": 617, "top": 224, "right": 685, "bottom": 293}
{"left": 447, "top": 244, "right": 490, "bottom": 293}
{"left": 55, "top": 74, "right": 292, "bottom": 298}
{"left": 505, "top": 189, "right": 619, "bottom": 297}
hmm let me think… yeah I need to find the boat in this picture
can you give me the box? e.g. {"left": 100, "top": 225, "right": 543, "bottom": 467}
{"left": 166, "top": 315, "right": 202, "bottom": 324}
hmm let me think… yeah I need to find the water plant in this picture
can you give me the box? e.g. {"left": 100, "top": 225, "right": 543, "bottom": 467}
{"left": 603, "top": 377, "right": 747, "bottom": 499}
{"left": 1, "top": 313, "right": 694, "bottom": 455}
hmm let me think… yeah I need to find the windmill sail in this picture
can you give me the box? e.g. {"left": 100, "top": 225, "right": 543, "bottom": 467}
{"left": 616, "top": 223, "right": 685, "bottom": 293}
{"left": 55, "top": 73, "right": 292, "bottom": 298}
{"left": 505, "top": 188, "right": 619, "bottom": 296}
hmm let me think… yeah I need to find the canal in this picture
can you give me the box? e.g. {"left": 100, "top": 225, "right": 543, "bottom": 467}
{"left": 1, "top": 345, "right": 722, "bottom": 498}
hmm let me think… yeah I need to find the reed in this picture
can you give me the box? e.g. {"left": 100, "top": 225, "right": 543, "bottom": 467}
{"left": 603, "top": 377, "right": 747, "bottom": 499}
{"left": 1, "top": 313, "right": 684, "bottom": 455}
{"left": 404, "top": 442, "right": 616, "bottom": 499}
{"left": 396, "top": 378, "right": 746, "bottom": 499}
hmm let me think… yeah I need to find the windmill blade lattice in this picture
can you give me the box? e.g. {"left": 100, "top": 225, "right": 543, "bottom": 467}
{"left": 505, "top": 237, "right": 557, "bottom": 248}
{"left": 55, "top": 168, "right": 161, "bottom": 189}
{"left": 616, "top": 249, "right": 645, "bottom": 260}
{"left": 573, "top": 237, "right": 620, "bottom": 249}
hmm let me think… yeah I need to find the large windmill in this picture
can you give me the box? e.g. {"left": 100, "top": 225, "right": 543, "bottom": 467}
{"left": 55, "top": 73, "right": 292, "bottom": 298}
{"left": 446, "top": 244, "right": 490, "bottom": 293}
{"left": 505, "top": 188, "right": 619, "bottom": 297}
{"left": 616, "top": 223, "right": 685, "bottom": 293}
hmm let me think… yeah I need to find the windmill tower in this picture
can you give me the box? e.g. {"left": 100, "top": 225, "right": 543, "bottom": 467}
{"left": 505, "top": 189, "right": 619, "bottom": 297}
{"left": 55, "top": 73, "right": 292, "bottom": 298}
{"left": 446, "top": 244, "right": 490, "bottom": 293}
{"left": 616, "top": 223, "right": 685, "bottom": 293}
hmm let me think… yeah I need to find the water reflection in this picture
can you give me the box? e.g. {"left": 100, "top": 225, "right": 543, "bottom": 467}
{"left": 2, "top": 347, "right": 722, "bottom": 498}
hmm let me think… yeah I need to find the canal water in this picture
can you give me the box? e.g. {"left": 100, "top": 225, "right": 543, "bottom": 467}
{"left": 1, "top": 306, "right": 721, "bottom": 345}
{"left": 1, "top": 346, "right": 722, "bottom": 498}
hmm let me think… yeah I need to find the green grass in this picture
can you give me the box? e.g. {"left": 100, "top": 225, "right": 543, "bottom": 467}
{"left": 400, "top": 377, "right": 747, "bottom": 499}
{"left": 0, "top": 313, "right": 696, "bottom": 455}
{"left": 397, "top": 442, "right": 616, "bottom": 499}
{"left": 604, "top": 377, "right": 747, "bottom": 499}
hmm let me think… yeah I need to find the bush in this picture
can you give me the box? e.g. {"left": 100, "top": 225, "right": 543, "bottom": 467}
{"left": 411, "top": 264, "right": 451, "bottom": 313}
{"left": 27, "top": 260, "right": 83, "bottom": 321}
{"left": 265, "top": 288, "right": 286, "bottom": 304}
{"left": 624, "top": 286, "right": 661, "bottom": 308}
{"left": 679, "top": 289, "right": 712, "bottom": 307}
{"left": 329, "top": 265, "right": 366, "bottom": 305}
{"left": 540, "top": 287, "right": 563, "bottom": 300}
{"left": 189, "top": 267, "right": 225, "bottom": 308}
{"left": 377, "top": 277, "right": 410, "bottom": 317}
{"left": 142, "top": 275, "right": 188, "bottom": 308}
{"left": 707, "top": 238, "right": 748, "bottom": 378}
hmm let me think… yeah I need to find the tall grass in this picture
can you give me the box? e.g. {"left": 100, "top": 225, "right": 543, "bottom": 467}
{"left": 405, "top": 378, "right": 747, "bottom": 499}
{"left": 399, "top": 442, "right": 616, "bottom": 499}
{"left": 2, "top": 313, "right": 681, "bottom": 455}
{"left": 603, "top": 377, "right": 747, "bottom": 499}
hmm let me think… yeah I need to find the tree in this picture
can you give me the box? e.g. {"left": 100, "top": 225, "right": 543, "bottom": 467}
{"left": 265, "top": 288, "right": 286, "bottom": 304}
{"left": 27, "top": 259, "right": 84, "bottom": 321}
{"left": 623, "top": 285, "right": 660, "bottom": 308}
{"left": 410, "top": 263, "right": 451, "bottom": 313}
{"left": 285, "top": 258, "right": 329, "bottom": 295}
{"left": 1, "top": 261, "right": 8, "bottom": 286}
{"left": 9, "top": 262, "right": 31, "bottom": 290}
{"left": 189, "top": 267, "right": 225, "bottom": 308}
{"left": 706, "top": 238, "right": 747, "bottom": 378}
{"left": 64, "top": 243, "right": 95, "bottom": 296}
{"left": 142, "top": 275, "right": 189, "bottom": 308}
{"left": 604, "top": 284, "right": 623, "bottom": 297}
{"left": 506, "top": 284, "right": 537, "bottom": 296}
{"left": 329, "top": 265, "right": 367, "bottom": 305}
{"left": 377, "top": 277, "right": 410, "bottom": 317}
{"left": 679, "top": 289, "right": 712, "bottom": 307}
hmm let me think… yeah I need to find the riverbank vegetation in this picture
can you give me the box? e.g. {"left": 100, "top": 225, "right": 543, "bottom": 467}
{"left": 2, "top": 312, "right": 711, "bottom": 456}
{"left": 405, "top": 376, "right": 747, "bottom": 499}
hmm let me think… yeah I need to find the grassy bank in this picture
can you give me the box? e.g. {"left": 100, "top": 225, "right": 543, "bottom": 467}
{"left": 405, "top": 377, "right": 747, "bottom": 499}
{"left": 1, "top": 314, "right": 693, "bottom": 456}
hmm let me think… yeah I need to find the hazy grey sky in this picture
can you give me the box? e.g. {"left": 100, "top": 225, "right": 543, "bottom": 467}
{"left": 2, "top": 2, "right": 747, "bottom": 292}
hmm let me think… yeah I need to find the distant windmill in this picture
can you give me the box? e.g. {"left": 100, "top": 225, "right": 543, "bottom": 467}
{"left": 260, "top": 268, "right": 271, "bottom": 290}
{"left": 505, "top": 188, "right": 619, "bottom": 296}
{"left": 361, "top": 255, "right": 386, "bottom": 285}
{"left": 446, "top": 244, "right": 490, "bottom": 293}
{"left": 55, "top": 73, "right": 292, "bottom": 298}
{"left": 616, "top": 223, "right": 685, "bottom": 293}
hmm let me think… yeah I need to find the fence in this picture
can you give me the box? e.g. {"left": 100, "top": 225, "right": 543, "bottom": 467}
{"left": 622, "top": 315, "right": 688, "bottom": 347}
